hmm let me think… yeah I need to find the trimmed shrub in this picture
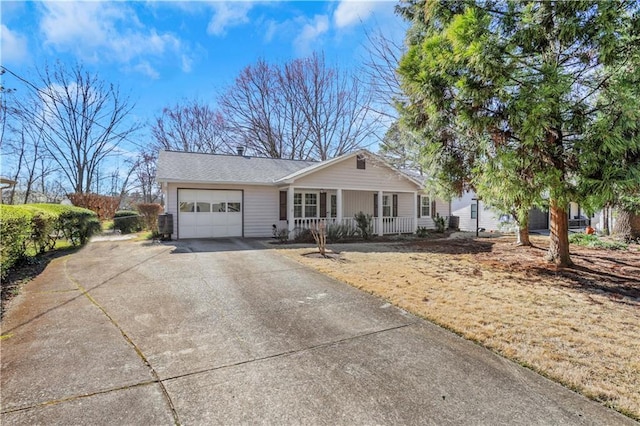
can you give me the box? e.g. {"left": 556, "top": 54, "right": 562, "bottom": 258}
{"left": 22, "top": 206, "right": 57, "bottom": 253}
{"left": 113, "top": 210, "right": 143, "bottom": 234}
{"left": 354, "top": 211, "right": 374, "bottom": 240}
{"left": 136, "top": 203, "right": 163, "bottom": 231}
{"left": 30, "top": 204, "right": 101, "bottom": 246}
{"left": 0, "top": 205, "right": 33, "bottom": 278}
{"left": 0, "top": 204, "right": 101, "bottom": 277}
{"left": 293, "top": 228, "right": 314, "bottom": 243}
{"left": 416, "top": 226, "right": 430, "bottom": 238}
{"left": 434, "top": 213, "right": 446, "bottom": 233}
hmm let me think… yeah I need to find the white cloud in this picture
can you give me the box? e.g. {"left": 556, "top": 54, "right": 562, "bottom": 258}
{"left": 207, "top": 2, "right": 253, "bottom": 36}
{"left": 333, "top": 0, "right": 384, "bottom": 28}
{"left": 132, "top": 61, "right": 160, "bottom": 80}
{"left": 37, "top": 2, "right": 192, "bottom": 76}
{"left": 1, "top": 24, "right": 28, "bottom": 64}
{"left": 181, "top": 55, "right": 193, "bottom": 73}
{"left": 293, "top": 15, "right": 329, "bottom": 55}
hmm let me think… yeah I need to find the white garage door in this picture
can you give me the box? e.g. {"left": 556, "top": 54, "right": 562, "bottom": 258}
{"left": 178, "top": 189, "right": 242, "bottom": 238}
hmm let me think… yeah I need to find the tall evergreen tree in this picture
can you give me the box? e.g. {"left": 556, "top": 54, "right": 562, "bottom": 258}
{"left": 397, "top": 0, "right": 640, "bottom": 266}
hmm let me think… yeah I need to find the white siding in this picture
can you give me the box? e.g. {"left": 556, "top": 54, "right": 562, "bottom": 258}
{"left": 293, "top": 155, "right": 419, "bottom": 192}
{"left": 343, "top": 190, "right": 373, "bottom": 217}
{"left": 166, "top": 183, "right": 280, "bottom": 238}
{"left": 435, "top": 199, "right": 450, "bottom": 218}
{"left": 451, "top": 190, "right": 503, "bottom": 232}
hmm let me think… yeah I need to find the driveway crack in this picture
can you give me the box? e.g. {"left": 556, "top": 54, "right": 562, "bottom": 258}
{"left": 63, "top": 258, "right": 181, "bottom": 426}
{"left": 162, "top": 321, "right": 418, "bottom": 383}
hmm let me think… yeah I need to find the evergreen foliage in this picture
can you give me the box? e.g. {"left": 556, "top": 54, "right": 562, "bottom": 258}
{"left": 397, "top": 0, "right": 640, "bottom": 266}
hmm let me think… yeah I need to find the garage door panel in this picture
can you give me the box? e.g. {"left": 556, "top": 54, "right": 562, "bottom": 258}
{"left": 178, "top": 189, "right": 242, "bottom": 238}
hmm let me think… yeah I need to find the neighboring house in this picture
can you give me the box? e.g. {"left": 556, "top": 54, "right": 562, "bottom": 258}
{"left": 157, "top": 149, "right": 440, "bottom": 240}
{"left": 451, "top": 190, "right": 593, "bottom": 233}
{"left": 0, "top": 177, "right": 16, "bottom": 202}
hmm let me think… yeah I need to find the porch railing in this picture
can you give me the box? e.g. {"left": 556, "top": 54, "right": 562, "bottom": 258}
{"left": 293, "top": 217, "right": 414, "bottom": 235}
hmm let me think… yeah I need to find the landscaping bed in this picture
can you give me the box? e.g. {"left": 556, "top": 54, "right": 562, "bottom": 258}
{"left": 276, "top": 234, "right": 640, "bottom": 420}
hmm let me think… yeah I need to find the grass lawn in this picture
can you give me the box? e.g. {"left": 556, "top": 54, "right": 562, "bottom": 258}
{"left": 277, "top": 234, "right": 640, "bottom": 420}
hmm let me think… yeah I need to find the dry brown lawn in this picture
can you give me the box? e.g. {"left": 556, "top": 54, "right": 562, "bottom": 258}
{"left": 276, "top": 234, "right": 640, "bottom": 420}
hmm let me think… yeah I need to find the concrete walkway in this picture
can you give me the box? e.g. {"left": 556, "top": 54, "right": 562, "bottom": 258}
{"left": 0, "top": 238, "right": 633, "bottom": 425}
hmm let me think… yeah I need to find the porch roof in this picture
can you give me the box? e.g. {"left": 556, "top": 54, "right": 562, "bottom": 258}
{"left": 275, "top": 149, "right": 424, "bottom": 189}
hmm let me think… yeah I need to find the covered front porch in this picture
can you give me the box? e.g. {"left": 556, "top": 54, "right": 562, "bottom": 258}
{"left": 280, "top": 187, "right": 419, "bottom": 236}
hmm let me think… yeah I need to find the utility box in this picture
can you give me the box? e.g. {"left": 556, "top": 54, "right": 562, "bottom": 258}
{"left": 158, "top": 213, "right": 173, "bottom": 239}
{"left": 448, "top": 216, "right": 460, "bottom": 230}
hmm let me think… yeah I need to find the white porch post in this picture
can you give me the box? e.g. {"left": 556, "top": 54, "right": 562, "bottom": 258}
{"left": 287, "top": 186, "right": 295, "bottom": 236}
{"left": 413, "top": 191, "right": 418, "bottom": 233}
{"left": 336, "top": 189, "right": 343, "bottom": 224}
{"left": 377, "top": 190, "right": 384, "bottom": 236}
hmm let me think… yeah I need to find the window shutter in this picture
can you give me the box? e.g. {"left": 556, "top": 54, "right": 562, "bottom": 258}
{"left": 373, "top": 193, "right": 378, "bottom": 217}
{"left": 392, "top": 194, "right": 398, "bottom": 217}
{"left": 279, "top": 191, "right": 287, "bottom": 220}
{"left": 417, "top": 195, "right": 421, "bottom": 218}
{"left": 431, "top": 200, "right": 436, "bottom": 218}
{"left": 320, "top": 192, "right": 327, "bottom": 218}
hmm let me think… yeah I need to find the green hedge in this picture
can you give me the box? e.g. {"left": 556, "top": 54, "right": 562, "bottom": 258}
{"left": 0, "top": 205, "right": 33, "bottom": 278}
{"left": 113, "top": 210, "right": 143, "bottom": 234}
{"left": 0, "top": 204, "right": 101, "bottom": 278}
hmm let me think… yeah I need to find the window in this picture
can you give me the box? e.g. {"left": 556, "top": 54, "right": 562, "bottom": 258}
{"left": 471, "top": 203, "right": 477, "bottom": 219}
{"left": 197, "top": 202, "right": 211, "bottom": 213}
{"left": 294, "top": 193, "right": 303, "bottom": 218}
{"left": 212, "top": 202, "right": 226, "bottom": 212}
{"left": 180, "top": 202, "right": 195, "bottom": 212}
{"left": 330, "top": 195, "right": 337, "bottom": 218}
{"left": 382, "top": 195, "right": 391, "bottom": 217}
{"left": 305, "top": 193, "right": 317, "bottom": 217}
{"left": 357, "top": 154, "right": 366, "bottom": 169}
{"left": 421, "top": 196, "right": 430, "bottom": 217}
{"left": 227, "top": 202, "right": 241, "bottom": 213}
{"left": 293, "top": 192, "right": 319, "bottom": 218}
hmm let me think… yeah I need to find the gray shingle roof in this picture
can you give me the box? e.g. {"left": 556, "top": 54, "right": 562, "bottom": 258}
{"left": 156, "top": 151, "right": 317, "bottom": 184}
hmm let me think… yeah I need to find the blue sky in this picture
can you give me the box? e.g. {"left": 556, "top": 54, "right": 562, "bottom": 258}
{"left": 2, "top": 1, "right": 406, "bottom": 153}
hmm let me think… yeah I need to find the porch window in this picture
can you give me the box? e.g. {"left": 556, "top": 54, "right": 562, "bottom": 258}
{"left": 330, "top": 194, "right": 337, "bottom": 217}
{"left": 294, "top": 193, "right": 303, "bottom": 218}
{"left": 382, "top": 195, "right": 391, "bottom": 217}
{"left": 293, "top": 192, "right": 319, "bottom": 218}
{"left": 421, "top": 196, "right": 430, "bottom": 217}
{"left": 305, "top": 193, "right": 318, "bottom": 217}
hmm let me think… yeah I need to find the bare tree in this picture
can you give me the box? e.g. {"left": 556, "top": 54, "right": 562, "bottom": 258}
{"left": 22, "top": 62, "right": 140, "bottom": 194}
{"left": 218, "top": 52, "right": 378, "bottom": 160}
{"left": 218, "top": 60, "right": 296, "bottom": 158}
{"left": 152, "top": 99, "right": 229, "bottom": 154}
{"left": 287, "top": 52, "right": 377, "bottom": 160}
{"left": 361, "top": 28, "right": 406, "bottom": 120}
{"left": 132, "top": 150, "right": 160, "bottom": 203}
{"left": 1, "top": 90, "right": 57, "bottom": 204}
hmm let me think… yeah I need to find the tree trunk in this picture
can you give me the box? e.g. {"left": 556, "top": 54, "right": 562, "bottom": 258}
{"left": 613, "top": 208, "right": 640, "bottom": 241}
{"left": 514, "top": 210, "right": 531, "bottom": 246}
{"left": 546, "top": 198, "right": 572, "bottom": 267}
{"left": 517, "top": 226, "right": 531, "bottom": 246}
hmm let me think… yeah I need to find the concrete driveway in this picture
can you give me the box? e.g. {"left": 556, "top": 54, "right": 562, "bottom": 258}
{"left": 0, "top": 238, "right": 633, "bottom": 425}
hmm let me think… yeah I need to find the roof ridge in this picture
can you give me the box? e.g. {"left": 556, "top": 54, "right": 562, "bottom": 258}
{"left": 160, "top": 150, "right": 319, "bottom": 163}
